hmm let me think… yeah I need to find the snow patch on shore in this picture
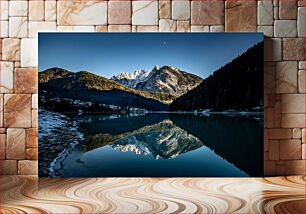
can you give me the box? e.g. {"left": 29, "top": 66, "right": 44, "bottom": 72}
{"left": 39, "top": 109, "right": 84, "bottom": 177}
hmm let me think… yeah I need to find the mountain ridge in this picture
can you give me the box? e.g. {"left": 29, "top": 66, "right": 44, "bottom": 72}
{"left": 111, "top": 69, "right": 151, "bottom": 88}
{"left": 111, "top": 65, "right": 203, "bottom": 98}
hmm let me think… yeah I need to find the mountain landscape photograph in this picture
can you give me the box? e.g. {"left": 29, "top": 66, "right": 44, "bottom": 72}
{"left": 38, "top": 33, "right": 264, "bottom": 177}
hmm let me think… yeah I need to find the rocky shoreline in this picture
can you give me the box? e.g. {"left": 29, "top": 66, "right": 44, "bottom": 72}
{"left": 38, "top": 109, "right": 84, "bottom": 177}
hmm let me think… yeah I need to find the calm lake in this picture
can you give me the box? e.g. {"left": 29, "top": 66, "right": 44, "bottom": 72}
{"left": 39, "top": 111, "right": 263, "bottom": 177}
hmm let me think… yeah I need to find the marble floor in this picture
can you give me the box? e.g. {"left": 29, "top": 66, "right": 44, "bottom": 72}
{"left": 0, "top": 176, "right": 305, "bottom": 214}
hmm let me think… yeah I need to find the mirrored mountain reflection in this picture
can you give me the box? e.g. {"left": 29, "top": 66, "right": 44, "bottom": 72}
{"left": 89, "top": 119, "right": 203, "bottom": 160}
{"left": 43, "top": 111, "right": 262, "bottom": 177}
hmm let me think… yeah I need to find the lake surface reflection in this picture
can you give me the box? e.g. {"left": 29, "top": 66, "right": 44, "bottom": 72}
{"left": 47, "top": 112, "right": 263, "bottom": 177}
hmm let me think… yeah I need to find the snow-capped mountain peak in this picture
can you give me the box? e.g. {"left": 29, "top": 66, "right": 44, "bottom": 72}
{"left": 112, "top": 69, "right": 149, "bottom": 80}
{"left": 110, "top": 69, "right": 151, "bottom": 88}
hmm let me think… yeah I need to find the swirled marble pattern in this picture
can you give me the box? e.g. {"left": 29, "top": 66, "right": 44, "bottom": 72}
{"left": 0, "top": 176, "right": 305, "bottom": 214}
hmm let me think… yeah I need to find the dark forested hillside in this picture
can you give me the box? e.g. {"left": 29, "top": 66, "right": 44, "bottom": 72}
{"left": 170, "top": 42, "right": 263, "bottom": 111}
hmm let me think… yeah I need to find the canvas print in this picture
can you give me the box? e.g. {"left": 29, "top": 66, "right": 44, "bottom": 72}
{"left": 38, "top": 33, "right": 264, "bottom": 177}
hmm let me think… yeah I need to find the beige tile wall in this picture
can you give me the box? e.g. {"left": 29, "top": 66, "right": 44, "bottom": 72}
{"left": 0, "top": 0, "right": 305, "bottom": 176}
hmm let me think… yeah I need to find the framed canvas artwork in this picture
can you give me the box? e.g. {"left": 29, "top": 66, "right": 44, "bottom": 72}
{"left": 38, "top": 33, "right": 264, "bottom": 177}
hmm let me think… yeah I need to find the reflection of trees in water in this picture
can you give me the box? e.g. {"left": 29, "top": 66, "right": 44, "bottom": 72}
{"left": 169, "top": 114, "right": 263, "bottom": 176}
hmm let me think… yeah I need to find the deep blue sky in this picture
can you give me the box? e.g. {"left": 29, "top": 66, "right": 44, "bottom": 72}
{"left": 39, "top": 33, "right": 263, "bottom": 78}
